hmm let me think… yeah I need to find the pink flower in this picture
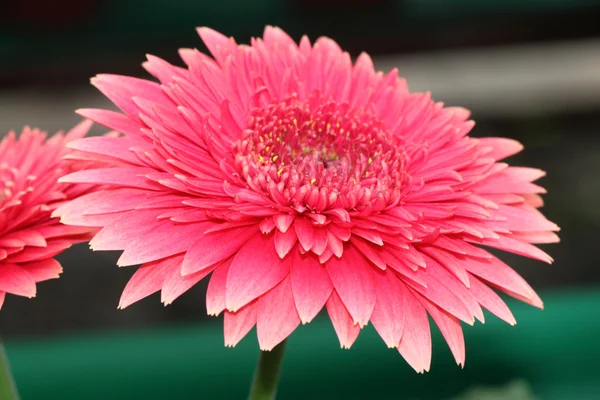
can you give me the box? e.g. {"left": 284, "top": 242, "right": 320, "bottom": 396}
{"left": 56, "top": 27, "right": 559, "bottom": 372}
{"left": 0, "top": 121, "right": 97, "bottom": 309}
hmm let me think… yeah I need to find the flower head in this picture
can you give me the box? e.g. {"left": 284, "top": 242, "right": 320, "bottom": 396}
{"left": 0, "top": 121, "right": 96, "bottom": 309}
{"left": 56, "top": 27, "right": 559, "bottom": 371}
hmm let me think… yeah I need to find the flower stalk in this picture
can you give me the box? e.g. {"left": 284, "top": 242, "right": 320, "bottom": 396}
{"left": 0, "top": 342, "right": 19, "bottom": 400}
{"left": 247, "top": 340, "right": 286, "bottom": 400}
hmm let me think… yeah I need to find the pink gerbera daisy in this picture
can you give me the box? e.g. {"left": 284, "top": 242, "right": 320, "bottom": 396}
{"left": 56, "top": 27, "right": 559, "bottom": 372}
{"left": 0, "top": 121, "right": 96, "bottom": 309}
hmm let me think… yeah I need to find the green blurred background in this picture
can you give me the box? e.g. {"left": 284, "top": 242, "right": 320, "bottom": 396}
{"left": 1, "top": 0, "right": 600, "bottom": 399}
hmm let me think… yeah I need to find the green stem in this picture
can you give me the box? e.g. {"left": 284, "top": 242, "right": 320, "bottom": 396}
{"left": 247, "top": 340, "right": 287, "bottom": 400}
{"left": 0, "top": 342, "right": 19, "bottom": 400}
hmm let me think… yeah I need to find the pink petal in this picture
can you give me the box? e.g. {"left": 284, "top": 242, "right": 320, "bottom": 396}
{"left": 59, "top": 167, "right": 158, "bottom": 190}
{"left": 468, "top": 275, "right": 516, "bottom": 325}
{"left": 161, "top": 256, "right": 216, "bottom": 305}
{"left": 326, "top": 246, "right": 377, "bottom": 327}
{"left": 407, "top": 254, "right": 475, "bottom": 324}
{"left": 117, "top": 221, "right": 207, "bottom": 266}
{"left": 273, "top": 214, "right": 295, "bottom": 233}
{"left": 181, "top": 225, "right": 258, "bottom": 275}
{"left": 370, "top": 269, "right": 406, "bottom": 348}
{"left": 326, "top": 290, "right": 360, "bottom": 349}
{"left": 274, "top": 228, "right": 298, "bottom": 259}
{"left": 0, "top": 291, "right": 5, "bottom": 309}
{"left": 206, "top": 259, "right": 232, "bottom": 316}
{"left": 76, "top": 108, "right": 144, "bottom": 138}
{"left": 89, "top": 209, "right": 166, "bottom": 251}
{"left": 398, "top": 287, "right": 432, "bottom": 373}
{"left": 290, "top": 251, "right": 333, "bottom": 324}
{"left": 420, "top": 296, "right": 466, "bottom": 367}
{"left": 0, "top": 264, "right": 36, "bottom": 297}
{"left": 118, "top": 256, "right": 179, "bottom": 308}
{"left": 226, "top": 233, "right": 290, "bottom": 312}
{"left": 257, "top": 276, "right": 301, "bottom": 350}
{"left": 22, "top": 258, "right": 62, "bottom": 282}
{"left": 478, "top": 137, "right": 523, "bottom": 160}
{"left": 67, "top": 137, "right": 143, "bottom": 165}
{"left": 294, "top": 218, "right": 316, "bottom": 251}
{"left": 224, "top": 301, "right": 257, "bottom": 347}
{"left": 463, "top": 253, "right": 538, "bottom": 301}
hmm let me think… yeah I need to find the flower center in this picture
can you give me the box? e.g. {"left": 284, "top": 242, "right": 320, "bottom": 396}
{"left": 233, "top": 94, "right": 407, "bottom": 213}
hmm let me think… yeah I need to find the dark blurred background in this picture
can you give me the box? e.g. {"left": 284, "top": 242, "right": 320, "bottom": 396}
{"left": 1, "top": 1, "right": 600, "bottom": 399}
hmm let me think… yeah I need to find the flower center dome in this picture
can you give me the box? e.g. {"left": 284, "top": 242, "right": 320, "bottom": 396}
{"left": 233, "top": 94, "right": 407, "bottom": 213}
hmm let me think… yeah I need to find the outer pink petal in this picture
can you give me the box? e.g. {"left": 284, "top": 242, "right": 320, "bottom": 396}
{"left": 370, "top": 269, "right": 406, "bottom": 348}
{"left": 118, "top": 256, "right": 179, "bottom": 308}
{"left": 468, "top": 274, "right": 516, "bottom": 325}
{"left": 398, "top": 287, "right": 432, "bottom": 373}
{"left": 326, "top": 245, "right": 377, "bottom": 327}
{"left": 22, "top": 258, "right": 62, "bottom": 282}
{"left": 0, "top": 291, "right": 5, "bottom": 309}
{"left": 326, "top": 290, "right": 360, "bottom": 349}
{"left": 420, "top": 297, "right": 466, "bottom": 367}
{"left": 117, "top": 221, "right": 207, "bottom": 266}
{"left": 224, "top": 301, "right": 257, "bottom": 347}
{"left": 0, "top": 264, "right": 36, "bottom": 297}
{"left": 290, "top": 251, "right": 333, "bottom": 324}
{"left": 225, "top": 233, "right": 290, "bottom": 312}
{"left": 160, "top": 256, "right": 216, "bottom": 305}
{"left": 257, "top": 276, "right": 301, "bottom": 350}
{"left": 181, "top": 225, "right": 258, "bottom": 275}
{"left": 206, "top": 259, "right": 231, "bottom": 316}
{"left": 478, "top": 137, "right": 523, "bottom": 160}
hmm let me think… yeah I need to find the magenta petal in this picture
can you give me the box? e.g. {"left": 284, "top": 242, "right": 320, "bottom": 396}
{"left": 118, "top": 256, "right": 179, "bottom": 308}
{"left": 398, "top": 287, "right": 432, "bottom": 373}
{"left": 327, "top": 246, "right": 377, "bottom": 327}
{"left": 326, "top": 290, "right": 360, "bottom": 349}
{"left": 370, "top": 269, "right": 406, "bottom": 348}
{"left": 421, "top": 297, "right": 466, "bottom": 367}
{"left": 257, "top": 276, "right": 301, "bottom": 350}
{"left": 0, "top": 264, "right": 36, "bottom": 297}
{"left": 290, "top": 251, "right": 333, "bottom": 324}
{"left": 22, "top": 258, "right": 62, "bottom": 282}
{"left": 273, "top": 214, "right": 295, "bottom": 233}
{"left": 224, "top": 301, "right": 257, "bottom": 347}
{"left": 181, "top": 225, "right": 257, "bottom": 275}
{"left": 274, "top": 228, "right": 298, "bottom": 259}
{"left": 294, "top": 218, "right": 316, "bottom": 251}
{"left": 226, "top": 233, "right": 290, "bottom": 312}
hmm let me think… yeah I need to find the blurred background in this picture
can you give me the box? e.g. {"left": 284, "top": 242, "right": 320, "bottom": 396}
{"left": 1, "top": 0, "right": 600, "bottom": 399}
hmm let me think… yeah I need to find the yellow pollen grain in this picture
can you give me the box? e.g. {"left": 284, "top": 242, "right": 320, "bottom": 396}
{"left": 368, "top": 157, "right": 373, "bottom": 164}
{"left": 265, "top": 146, "right": 270, "bottom": 152}
{"left": 258, "top": 155, "right": 264, "bottom": 163}
{"left": 310, "top": 178, "right": 317, "bottom": 184}
{"left": 326, "top": 123, "right": 331, "bottom": 131}
{"left": 293, "top": 118, "right": 297, "bottom": 125}
{"left": 277, "top": 169, "right": 283, "bottom": 177}
{"left": 336, "top": 123, "right": 340, "bottom": 128}
{"left": 259, "top": 136, "right": 264, "bottom": 143}
{"left": 272, "top": 155, "right": 279, "bottom": 162}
